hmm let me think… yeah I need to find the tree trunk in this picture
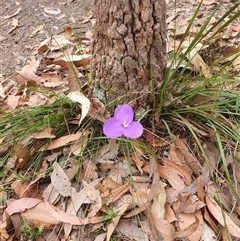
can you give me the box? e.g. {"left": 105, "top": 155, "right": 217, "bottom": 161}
{"left": 91, "top": 0, "right": 166, "bottom": 109}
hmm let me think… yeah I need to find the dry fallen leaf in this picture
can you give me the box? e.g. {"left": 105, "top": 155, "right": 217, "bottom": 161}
{"left": 32, "top": 127, "right": 56, "bottom": 139}
{"left": 200, "top": 0, "right": 217, "bottom": 5}
{"left": 150, "top": 180, "right": 167, "bottom": 219}
{"left": 63, "top": 178, "right": 102, "bottom": 238}
{"left": 1, "top": 7, "right": 21, "bottom": 19}
{"left": 106, "top": 203, "right": 129, "bottom": 241}
{"left": 177, "top": 211, "right": 203, "bottom": 241}
{"left": 70, "top": 138, "right": 89, "bottom": 156}
{"left": 11, "top": 143, "right": 31, "bottom": 170}
{"left": 182, "top": 47, "right": 212, "bottom": 78}
{"left": 42, "top": 131, "right": 88, "bottom": 150}
{"left": 83, "top": 181, "right": 102, "bottom": 218}
{"left": 51, "top": 162, "right": 73, "bottom": 197}
{"left": 42, "top": 183, "right": 61, "bottom": 204}
{"left": 4, "top": 198, "right": 42, "bottom": 217}
{"left": 45, "top": 201, "right": 103, "bottom": 225}
{"left": 174, "top": 214, "right": 200, "bottom": 240}
{"left": 37, "top": 35, "right": 72, "bottom": 53}
{"left": 93, "top": 141, "right": 119, "bottom": 164}
{"left": 67, "top": 91, "right": 90, "bottom": 125}
{"left": 12, "top": 57, "right": 44, "bottom": 87}
{"left": 172, "top": 135, "right": 201, "bottom": 176}
{"left": 11, "top": 181, "right": 38, "bottom": 199}
{"left": 7, "top": 18, "right": 18, "bottom": 34}
{"left": 21, "top": 202, "right": 59, "bottom": 228}
{"left": 61, "top": 54, "right": 91, "bottom": 67}
{"left": 44, "top": 7, "right": 61, "bottom": 15}
{"left": 150, "top": 215, "right": 175, "bottom": 241}
{"left": 162, "top": 158, "right": 192, "bottom": 185}
{"left": 117, "top": 220, "right": 148, "bottom": 241}
{"left": 63, "top": 26, "right": 72, "bottom": 40}
{"left": 206, "top": 196, "right": 240, "bottom": 237}
{"left": 157, "top": 164, "right": 186, "bottom": 192}
{"left": 30, "top": 24, "right": 44, "bottom": 37}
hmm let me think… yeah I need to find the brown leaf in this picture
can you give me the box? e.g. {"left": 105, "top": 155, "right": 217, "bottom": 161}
{"left": 117, "top": 220, "right": 148, "bottom": 241}
{"left": 37, "top": 39, "right": 49, "bottom": 54}
{"left": 0, "top": 219, "right": 9, "bottom": 240}
{"left": 51, "top": 162, "right": 73, "bottom": 197}
{"left": 11, "top": 144, "right": 31, "bottom": 170}
{"left": 51, "top": 35, "right": 72, "bottom": 50}
{"left": 70, "top": 137, "right": 89, "bottom": 156}
{"left": 21, "top": 202, "right": 59, "bottom": 228}
{"left": 174, "top": 193, "right": 205, "bottom": 214}
{"left": 61, "top": 54, "right": 91, "bottom": 67}
{"left": 111, "top": 183, "right": 129, "bottom": 203}
{"left": 81, "top": 159, "right": 98, "bottom": 181}
{"left": 94, "top": 233, "right": 107, "bottom": 241}
{"left": 93, "top": 141, "right": 119, "bottom": 164}
{"left": 4, "top": 198, "right": 42, "bottom": 216}
{"left": 174, "top": 214, "right": 200, "bottom": 239}
{"left": 10, "top": 213, "right": 22, "bottom": 239}
{"left": 44, "top": 7, "right": 61, "bottom": 15}
{"left": 166, "top": 14, "right": 178, "bottom": 24}
{"left": 45, "top": 201, "right": 103, "bottom": 225}
{"left": 162, "top": 158, "right": 192, "bottom": 185}
{"left": 173, "top": 135, "right": 201, "bottom": 175}
{"left": 63, "top": 178, "right": 102, "bottom": 237}
{"left": 42, "top": 131, "right": 89, "bottom": 150}
{"left": 150, "top": 215, "right": 175, "bottom": 241}
{"left": 164, "top": 204, "right": 177, "bottom": 223}
{"left": 5, "top": 95, "right": 20, "bottom": 110}
{"left": 107, "top": 168, "right": 123, "bottom": 185}
{"left": 89, "top": 97, "right": 108, "bottom": 122}
{"left": 40, "top": 73, "right": 63, "bottom": 82}
{"left": 157, "top": 164, "right": 186, "bottom": 191}
{"left": 30, "top": 24, "right": 44, "bottom": 37}
{"left": 1, "top": 7, "right": 21, "bottom": 19}
{"left": 206, "top": 196, "right": 240, "bottom": 237}
{"left": 7, "top": 18, "right": 18, "bottom": 34}
{"left": 200, "top": 0, "right": 217, "bottom": 5}
{"left": 150, "top": 180, "right": 167, "bottom": 219}
{"left": 63, "top": 191, "right": 89, "bottom": 237}
{"left": 131, "top": 150, "right": 145, "bottom": 175}
{"left": 123, "top": 206, "right": 147, "bottom": 218}
{"left": 63, "top": 26, "right": 72, "bottom": 40}
{"left": 67, "top": 62, "right": 81, "bottom": 91}
{"left": 106, "top": 203, "right": 129, "bottom": 241}
{"left": 83, "top": 181, "right": 102, "bottom": 218}
{"left": 32, "top": 127, "right": 56, "bottom": 139}
{"left": 130, "top": 185, "right": 150, "bottom": 208}
{"left": 18, "top": 171, "right": 46, "bottom": 199}
{"left": 12, "top": 57, "right": 43, "bottom": 87}
{"left": 42, "top": 183, "right": 61, "bottom": 204}
{"left": 182, "top": 47, "right": 212, "bottom": 78}
{"left": 82, "top": 13, "right": 93, "bottom": 24}
{"left": 11, "top": 181, "right": 38, "bottom": 198}
{"left": 143, "top": 163, "right": 185, "bottom": 192}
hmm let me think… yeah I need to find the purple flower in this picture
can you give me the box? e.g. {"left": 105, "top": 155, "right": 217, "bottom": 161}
{"left": 103, "top": 104, "right": 143, "bottom": 139}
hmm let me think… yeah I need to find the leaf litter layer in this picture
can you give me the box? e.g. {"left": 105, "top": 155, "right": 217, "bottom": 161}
{"left": 0, "top": 0, "right": 240, "bottom": 240}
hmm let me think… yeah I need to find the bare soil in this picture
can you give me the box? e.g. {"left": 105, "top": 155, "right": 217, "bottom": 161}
{"left": 1, "top": 0, "right": 239, "bottom": 78}
{"left": 0, "top": 0, "right": 93, "bottom": 75}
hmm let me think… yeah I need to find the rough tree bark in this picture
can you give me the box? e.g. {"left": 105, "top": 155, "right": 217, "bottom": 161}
{"left": 91, "top": 0, "right": 166, "bottom": 109}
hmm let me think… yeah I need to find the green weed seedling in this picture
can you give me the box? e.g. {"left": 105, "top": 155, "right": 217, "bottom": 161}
{"left": 101, "top": 209, "right": 117, "bottom": 222}
{"left": 20, "top": 221, "right": 44, "bottom": 240}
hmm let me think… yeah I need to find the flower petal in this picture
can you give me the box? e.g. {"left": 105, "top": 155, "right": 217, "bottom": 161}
{"left": 114, "top": 104, "right": 134, "bottom": 123}
{"left": 123, "top": 121, "right": 143, "bottom": 139}
{"left": 103, "top": 118, "right": 124, "bottom": 138}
